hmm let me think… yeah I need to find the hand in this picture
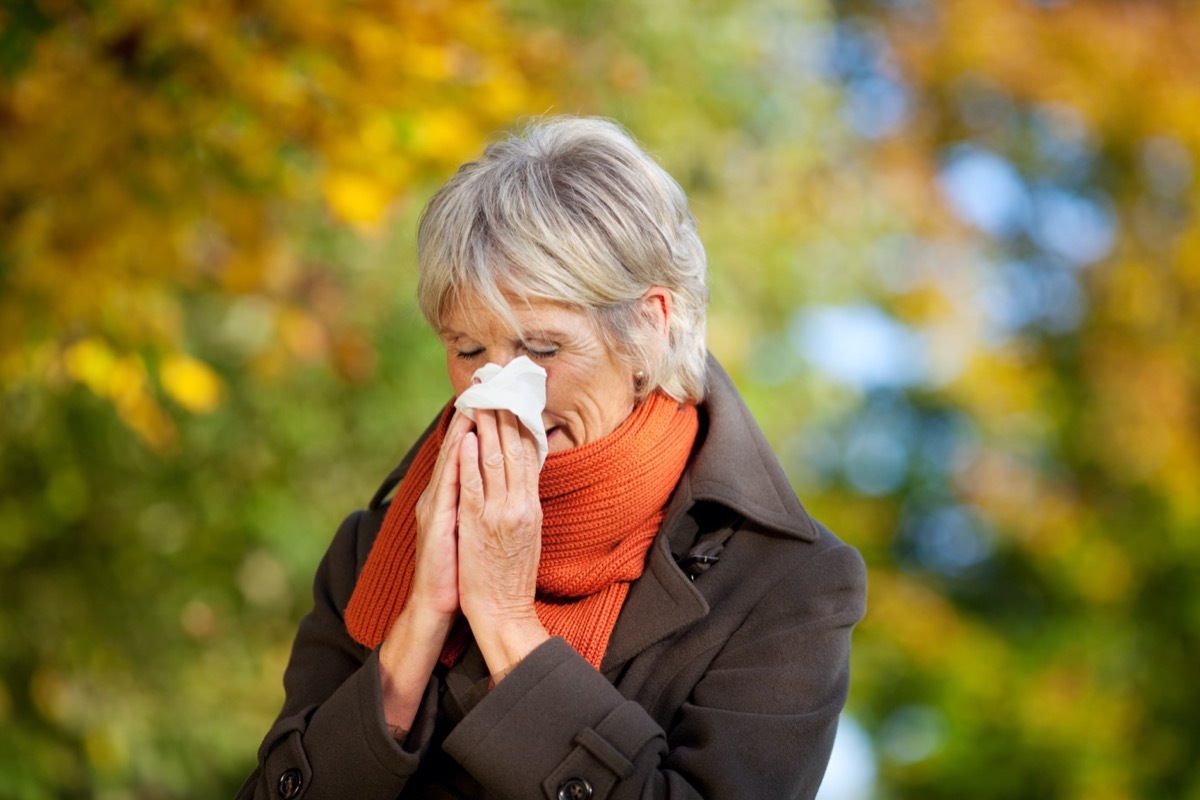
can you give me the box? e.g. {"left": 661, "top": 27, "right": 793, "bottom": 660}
{"left": 408, "top": 410, "right": 475, "bottom": 619}
{"left": 378, "top": 410, "right": 473, "bottom": 733}
{"left": 456, "top": 409, "right": 550, "bottom": 678}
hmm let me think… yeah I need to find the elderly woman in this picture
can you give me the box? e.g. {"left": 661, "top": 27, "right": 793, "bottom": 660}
{"left": 239, "top": 117, "right": 866, "bottom": 800}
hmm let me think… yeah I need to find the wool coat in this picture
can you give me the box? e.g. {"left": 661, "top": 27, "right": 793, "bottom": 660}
{"left": 237, "top": 356, "right": 867, "bottom": 800}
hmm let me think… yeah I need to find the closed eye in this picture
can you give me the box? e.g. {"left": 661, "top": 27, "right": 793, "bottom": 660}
{"left": 524, "top": 345, "right": 560, "bottom": 360}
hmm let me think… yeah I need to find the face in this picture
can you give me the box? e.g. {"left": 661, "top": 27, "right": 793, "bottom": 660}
{"left": 439, "top": 296, "right": 638, "bottom": 454}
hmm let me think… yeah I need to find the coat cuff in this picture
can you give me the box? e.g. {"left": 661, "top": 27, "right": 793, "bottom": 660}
{"left": 443, "top": 637, "right": 665, "bottom": 800}
{"left": 292, "top": 648, "right": 435, "bottom": 797}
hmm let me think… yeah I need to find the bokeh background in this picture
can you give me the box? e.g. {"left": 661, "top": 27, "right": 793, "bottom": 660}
{"left": 2, "top": 0, "right": 1198, "bottom": 797}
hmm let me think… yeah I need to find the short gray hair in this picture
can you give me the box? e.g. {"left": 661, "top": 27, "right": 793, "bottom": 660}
{"left": 417, "top": 116, "right": 709, "bottom": 403}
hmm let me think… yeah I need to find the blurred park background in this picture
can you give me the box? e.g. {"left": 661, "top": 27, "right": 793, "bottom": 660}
{"left": 2, "top": 0, "right": 1198, "bottom": 797}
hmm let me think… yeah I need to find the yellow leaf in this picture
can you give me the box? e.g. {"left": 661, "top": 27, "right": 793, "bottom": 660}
{"left": 160, "top": 353, "right": 223, "bottom": 414}
{"left": 412, "top": 108, "right": 481, "bottom": 164}
{"left": 111, "top": 356, "right": 176, "bottom": 449}
{"left": 63, "top": 338, "right": 117, "bottom": 394}
{"left": 322, "top": 170, "right": 393, "bottom": 226}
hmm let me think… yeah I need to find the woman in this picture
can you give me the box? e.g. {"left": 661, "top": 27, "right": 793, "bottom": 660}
{"left": 238, "top": 117, "right": 866, "bottom": 800}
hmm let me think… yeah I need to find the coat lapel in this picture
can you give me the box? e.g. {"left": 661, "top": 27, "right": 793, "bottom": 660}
{"left": 599, "top": 355, "right": 820, "bottom": 675}
{"left": 600, "top": 519, "right": 708, "bottom": 676}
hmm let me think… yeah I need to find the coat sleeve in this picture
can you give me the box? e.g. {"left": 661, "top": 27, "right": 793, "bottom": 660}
{"left": 236, "top": 510, "right": 439, "bottom": 800}
{"left": 441, "top": 540, "right": 868, "bottom": 800}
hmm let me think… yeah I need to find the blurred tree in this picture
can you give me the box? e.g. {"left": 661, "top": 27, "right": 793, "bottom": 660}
{"left": 0, "top": 0, "right": 552, "bottom": 447}
{"left": 819, "top": 2, "right": 1200, "bottom": 798}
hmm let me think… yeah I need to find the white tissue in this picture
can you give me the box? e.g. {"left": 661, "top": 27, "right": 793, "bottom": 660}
{"left": 453, "top": 355, "right": 549, "bottom": 468}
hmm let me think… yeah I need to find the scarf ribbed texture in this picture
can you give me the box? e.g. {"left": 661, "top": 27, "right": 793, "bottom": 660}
{"left": 344, "top": 391, "right": 699, "bottom": 668}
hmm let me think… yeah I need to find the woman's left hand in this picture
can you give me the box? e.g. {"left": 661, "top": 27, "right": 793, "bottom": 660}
{"left": 455, "top": 408, "right": 550, "bottom": 680}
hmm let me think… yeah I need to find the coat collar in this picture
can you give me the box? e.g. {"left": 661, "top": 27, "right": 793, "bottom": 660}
{"left": 601, "top": 354, "right": 819, "bottom": 674}
{"left": 674, "top": 354, "right": 818, "bottom": 545}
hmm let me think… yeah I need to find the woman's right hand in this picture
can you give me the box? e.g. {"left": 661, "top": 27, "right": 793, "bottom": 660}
{"left": 378, "top": 411, "right": 474, "bottom": 737}
{"left": 409, "top": 410, "right": 475, "bottom": 619}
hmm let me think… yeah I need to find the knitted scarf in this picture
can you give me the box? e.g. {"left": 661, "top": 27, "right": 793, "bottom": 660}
{"left": 344, "top": 391, "right": 699, "bottom": 668}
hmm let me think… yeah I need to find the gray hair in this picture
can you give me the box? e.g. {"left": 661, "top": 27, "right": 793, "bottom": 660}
{"left": 416, "top": 116, "right": 709, "bottom": 403}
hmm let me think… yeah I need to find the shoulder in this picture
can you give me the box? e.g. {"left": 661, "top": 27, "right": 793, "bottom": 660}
{"left": 739, "top": 520, "right": 867, "bottom": 629}
{"left": 678, "top": 356, "right": 866, "bottom": 611}
{"left": 678, "top": 355, "right": 819, "bottom": 542}
{"left": 683, "top": 505, "right": 866, "bottom": 623}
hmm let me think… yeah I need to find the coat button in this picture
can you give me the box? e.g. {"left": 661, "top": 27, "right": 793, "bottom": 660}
{"left": 557, "top": 776, "right": 593, "bottom": 800}
{"left": 277, "top": 768, "right": 303, "bottom": 799}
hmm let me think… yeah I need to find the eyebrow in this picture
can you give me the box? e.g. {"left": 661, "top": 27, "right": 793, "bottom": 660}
{"left": 438, "top": 326, "right": 574, "bottom": 342}
{"left": 521, "top": 328, "right": 573, "bottom": 341}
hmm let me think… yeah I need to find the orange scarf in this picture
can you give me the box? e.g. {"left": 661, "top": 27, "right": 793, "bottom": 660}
{"left": 344, "top": 391, "right": 699, "bottom": 668}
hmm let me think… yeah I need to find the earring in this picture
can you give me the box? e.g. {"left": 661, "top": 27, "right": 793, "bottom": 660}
{"left": 634, "top": 370, "right": 647, "bottom": 391}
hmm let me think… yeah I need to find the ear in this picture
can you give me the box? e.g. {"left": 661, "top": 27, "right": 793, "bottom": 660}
{"left": 640, "top": 286, "right": 672, "bottom": 341}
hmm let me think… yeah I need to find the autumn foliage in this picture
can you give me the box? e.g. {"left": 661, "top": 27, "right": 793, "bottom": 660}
{"left": 1, "top": 0, "right": 552, "bottom": 448}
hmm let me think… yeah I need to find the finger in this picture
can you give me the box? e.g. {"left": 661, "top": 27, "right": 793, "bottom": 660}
{"left": 519, "top": 419, "right": 541, "bottom": 500}
{"left": 428, "top": 411, "right": 470, "bottom": 485}
{"left": 458, "top": 431, "right": 483, "bottom": 513}
{"left": 495, "top": 409, "right": 530, "bottom": 496}
{"left": 430, "top": 432, "right": 462, "bottom": 509}
{"left": 474, "top": 409, "right": 506, "bottom": 496}
{"left": 448, "top": 409, "right": 476, "bottom": 438}
{"left": 425, "top": 413, "right": 471, "bottom": 510}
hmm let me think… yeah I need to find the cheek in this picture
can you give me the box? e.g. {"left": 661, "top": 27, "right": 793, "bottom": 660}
{"left": 446, "top": 360, "right": 475, "bottom": 397}
{"left": 542, "top": 368, "right": 577, "bottom": 412}
{"left": 596, "top": 361, "right": 636, "bottom": 421}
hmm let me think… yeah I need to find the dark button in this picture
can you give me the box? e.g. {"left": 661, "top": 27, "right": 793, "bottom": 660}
{"left": 278, "top": 768, "right": 303, "bottom": 799}
{"left": 557, "top": 776, "right": 593, "bottom": 800}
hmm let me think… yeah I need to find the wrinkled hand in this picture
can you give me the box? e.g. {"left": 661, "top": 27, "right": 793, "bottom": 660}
{"left": 381, "top": 407, "right": 549, "bottom": 707}
{"left": 408, "top": 410, "right": 475, "bottom": 620}
{"left": 378, "top": 411, "right": 476, "bottom": 733}
{"left": 456, "top": 408, "right": 542, "bottom": 621}
{"left": 456, "top": 409, "right": 550, "bottom": 677}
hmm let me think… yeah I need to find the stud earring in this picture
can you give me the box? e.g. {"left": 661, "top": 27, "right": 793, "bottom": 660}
{"left": 634, "top": 370, "right": 647, "bottom": 391}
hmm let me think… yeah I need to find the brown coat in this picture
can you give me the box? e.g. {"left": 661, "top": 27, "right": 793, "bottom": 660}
{"left": 238, "top": 357, "right": 867, "bottom": 800}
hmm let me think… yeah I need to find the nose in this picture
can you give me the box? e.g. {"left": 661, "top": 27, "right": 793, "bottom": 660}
{"left": 469, "top": 348, "right": 528, "bottom": 385}
{"left": 491, "top": 351, "right": 520, "bottom": 367}
{"left": 486, "top": 348, "right": 526, "bottom": 372}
